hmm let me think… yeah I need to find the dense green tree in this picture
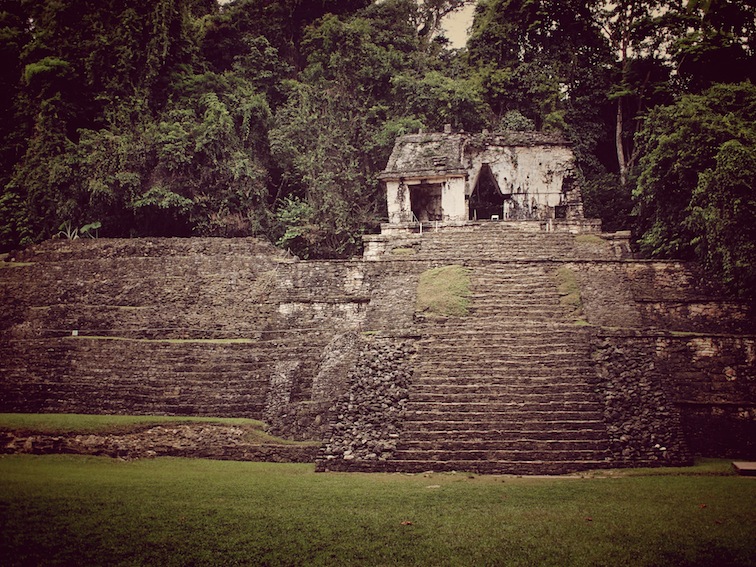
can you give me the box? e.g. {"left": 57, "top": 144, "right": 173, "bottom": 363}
{"left": 467, "top": 0, "right": 635, "bottom": 230}
{"left": 203, "top": 0, "right": 371, "bottom": 72}
{"left": 1, "top": 0, "right": 222, "bottom": 248}
{"left": 269, "top": 82, "right": 378, "bottom": 258}
{"left": 675, "top": 0, "right": 756, "bottom": 93}
{"left": 268, "top": 2, "right": 418, "bottom": 257}
{"left": 633, "top": 82, "right": 756, "bottom": 299}
{"left": 77, "top": 71, "right": 273, "bottom": 237}
{"left": 3, "top": 0, "right": 753, "bottom": 268}
{"left": 0, "top": 1, "right": 30, "bottom": 184}
{"left": 592, "top": 0, "right": 683, "bottom": 186}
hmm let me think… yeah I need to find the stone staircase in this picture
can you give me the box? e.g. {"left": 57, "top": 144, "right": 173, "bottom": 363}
{"left": 388, "top": 261, "right": 611, "bottom": 474}
{"left": 0, "top": 335, "right": 333, "bottom": 417}
{"left": 372, "top": 221, "right": 612, "bottom": 262}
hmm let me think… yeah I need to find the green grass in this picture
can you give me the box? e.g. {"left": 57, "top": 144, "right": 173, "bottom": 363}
{"left": 574, "top": 234, "right": 605, "bottom": 245}
{"left": 65, "top": 336, "right": 257, "bottom": 344}
{"left": 390, "top": 247, "right": 417, "bottom": 255}
{"left": 0, "top": 413, "right": 265, "bottom": 435}
{"left": 0, "top": 456, "right": 753, "bottom": 566}
{"left": 416, "top": 265, "right": 471, "bottom": 317}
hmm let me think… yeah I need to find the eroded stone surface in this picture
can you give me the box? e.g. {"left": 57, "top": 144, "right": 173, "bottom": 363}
{"left": 317, "top": 338, "right": 416, "bottom": 471}
{"left": 0, "top": 423, "right": 317, "bottom": 462}
{"left": 0, "top": 226, "right": 753, "bottom": 471}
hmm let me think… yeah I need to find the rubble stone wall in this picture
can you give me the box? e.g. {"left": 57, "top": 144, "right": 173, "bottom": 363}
{"left": 317, "top": 337, "right": 416, "bottom": 471}
{"left": 593, "top": 331, "right": 756, "bottom": 459}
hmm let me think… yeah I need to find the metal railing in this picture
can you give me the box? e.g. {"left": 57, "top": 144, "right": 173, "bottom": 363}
{"left": 411, "top": 212, "right": 423, "bottom": 234}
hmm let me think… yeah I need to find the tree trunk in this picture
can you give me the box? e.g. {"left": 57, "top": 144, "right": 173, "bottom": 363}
{"left": 616, "top": 96, "right": 627, "bottom": 186}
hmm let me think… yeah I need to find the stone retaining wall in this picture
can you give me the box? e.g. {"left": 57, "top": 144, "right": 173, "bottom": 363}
{"left": 0, "top": 423, "right": 318, "bottom": 462}
{"left": 2, "top": 235, "right": 754, "bottom": 466}
{"left": 593, "top": 330, "right": 756, "bottom": 459}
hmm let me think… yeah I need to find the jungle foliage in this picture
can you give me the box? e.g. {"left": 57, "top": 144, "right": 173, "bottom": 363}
{"left": 0, "top": 0, "right": 754, "bottom": 296}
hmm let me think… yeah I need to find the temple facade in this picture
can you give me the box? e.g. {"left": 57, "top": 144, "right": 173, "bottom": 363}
{"left": 379, "top": 128, "right": 585, "bottom": 225}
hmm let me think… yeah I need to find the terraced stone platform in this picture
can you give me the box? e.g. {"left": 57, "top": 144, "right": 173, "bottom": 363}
{"left": 2, "top": 224, "right": 753, "bottom": 471}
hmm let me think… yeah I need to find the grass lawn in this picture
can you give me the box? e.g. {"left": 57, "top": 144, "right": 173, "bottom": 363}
{"left": 0, "top": 456, "right": 753, "bottom": 566}
{"left": 0, "top": 413, "right": 266, "bottom": 435}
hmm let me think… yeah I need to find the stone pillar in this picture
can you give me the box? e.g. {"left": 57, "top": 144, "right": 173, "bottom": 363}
{"left": 386, "top": 180, "right": 411, "bottom": 223}
{"left": 441, "top": 177, "right": 466, "bottom": 222}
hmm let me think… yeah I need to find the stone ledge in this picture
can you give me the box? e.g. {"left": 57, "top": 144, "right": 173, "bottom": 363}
{"left": 732, "top": 461, "right": 756, "bottom": 476}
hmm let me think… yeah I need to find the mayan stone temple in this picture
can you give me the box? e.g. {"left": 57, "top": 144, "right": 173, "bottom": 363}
{"left": 379, "top": 127, "right": 585, "bottom": 224}
{"left": 0, "top": 127, "right": 753, "bottom": 473}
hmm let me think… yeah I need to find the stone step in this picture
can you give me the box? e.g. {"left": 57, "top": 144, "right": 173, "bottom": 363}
{"left": 413, "top": 361, "right": 592, "bottom": 371}
{"left": 333, "top": 459, "right": 613, "bottom": 475}
{"left": 466, "top": 307, "right": 566, "bottom": 316}
{"left": 467, "top": 293, "right": 562, "bottom": 302}
{"left": 413, "top": 362, "right": 595, "bottom": 373}
{"left": 417, "top": 236, "right": 571, "bottom": 242}
{"left": 421, "top": 250, "right": 577, "bottom": 256}
{"left": 392, "top": 448, "right": 610, "bottom": 462}
{"left": 408, "top": 393, "right": 600, "bottom": 405}
{"left": 468, "top": 285, "right": 560, "bottom": 294}
{"left": 420, "top": 330, "right": 592, "bottom": 340}
{"left": 415, "top": 344, "right": 591, "bottom": 355}
{"left": 418, "top": 249, "right": 575, "bottom": 257}
{"left": 398, "top": 439, "right": 608, "bottom": 452}
{"left": 405, "top": 400, "right": 603, "bottom": 412}
{"left": 416, "top": 342, "right": 589, "bottom": 353}
{"left": 412, "top": 376, "right": 597, "bottom": 386}
{"left": 405, "top": 409, "right": 605, "bottom": 422}
{"left": 420, "top": 319, "right": 582, "bottom": 329}
{"left": 403, "top": 419, "right": 606, "bottom": 431}
{"left": 471, "top": 272, "right": 557, "bottom": 279}
{"left": 411, "top": 375, "right": 598, "bottom": 385}
{"left": 422, "top": 236, "right": 575, "bottom": 242}
{"left": 405, "top": 428, "right": 608, "bottom": 441}
{"left": 420, "top": 242, "right": 575, "bottom": 249}
{"left": 420, "top": 329, "right": 589, "bottom": 338}
{"left": 409, "top": 383, "right": 600, "bottom": 395}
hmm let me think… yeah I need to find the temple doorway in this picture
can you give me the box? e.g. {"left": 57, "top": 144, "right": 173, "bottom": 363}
{"left": 469, "top": 164, "right": 506, "bottom": 220}
{"left": 410, "top": 183, "right": 443, "bottom": 221}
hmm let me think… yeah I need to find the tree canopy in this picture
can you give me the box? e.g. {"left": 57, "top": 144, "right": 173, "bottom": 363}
{"left": 634, "top": 82, "right": 756, "bottom": 298}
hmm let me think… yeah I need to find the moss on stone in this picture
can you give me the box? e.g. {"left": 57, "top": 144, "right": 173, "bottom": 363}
{"left": 416, "top": 265, "right": 471, "bottom": 317}
{"left": 555, "top": 266, "right": 584, "bottom": 321}
{"left": 390, "top": 247, "right": 417, "bottom": 255}
{"left": 575, "top": 234, "right": 605, "bottom": 245}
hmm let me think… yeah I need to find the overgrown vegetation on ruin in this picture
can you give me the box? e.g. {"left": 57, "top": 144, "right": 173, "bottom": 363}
{"left": 0, "top": 413, "right": 261, "bottom": 435}
{"left": 1, "top": 456, "right": 753, "bottom": 566}
{"left": 555, "top": 266, "right": 585, "bottom": 324}
{"left": 416, "top": 265, "right": 471, "bottom": 317}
